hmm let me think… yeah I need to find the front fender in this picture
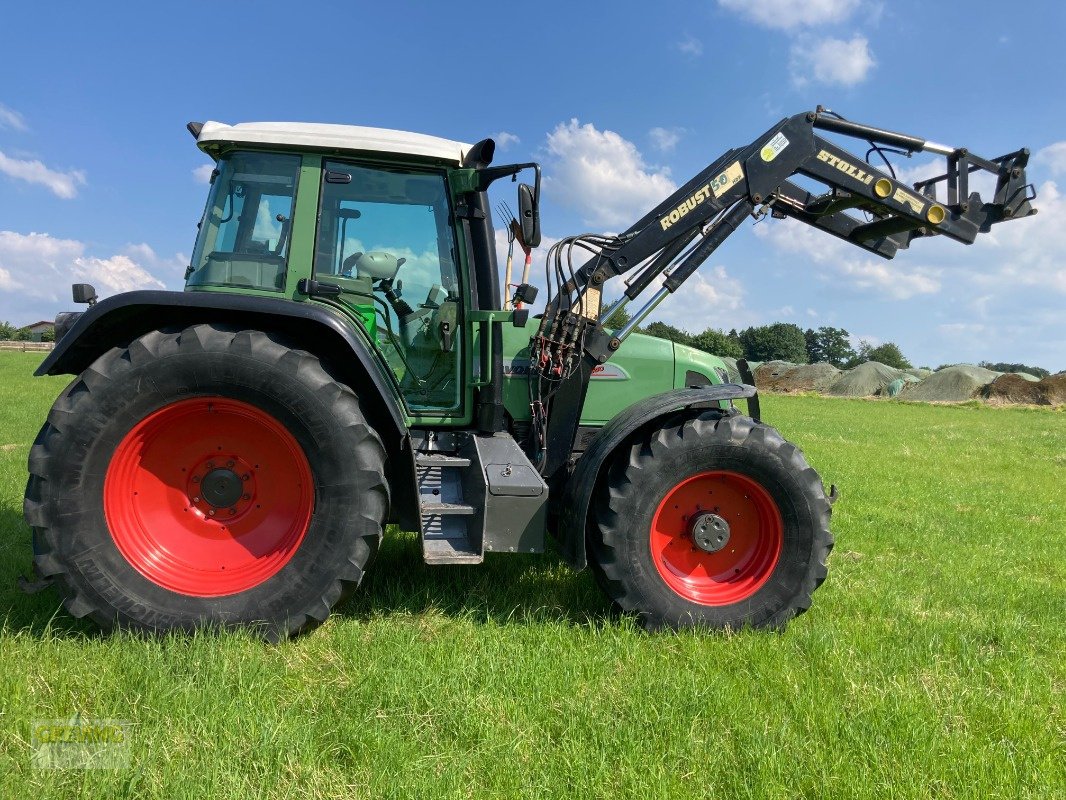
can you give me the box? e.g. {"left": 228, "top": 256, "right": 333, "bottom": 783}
{"left": 554, "top": 383, "right": 758, "bottom": 570}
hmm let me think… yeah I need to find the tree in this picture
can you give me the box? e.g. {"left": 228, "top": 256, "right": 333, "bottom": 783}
{"left": 804, "top": 326, "right": 855, "bottom": 367}
{"left": 603, "top": 303, "right": 631, "bottom": 330}
{"left": 690, "top": 329, "right": 744, "bottom": 359}
{"left": 642, "top": 321, "right": 744, "bottom": 359}
{"left": 848, "top": 343, "right": 916, "bottom": 371}
{"left": 979, "top": 361, "right": 1049, "bottom": 378}
{"left": 642, "top": 321, "right": 691, "bottom": 347}
{"left": 0, "top": 321, "right": 18, "bottom": 341}
{"left": 738, "top": 323, "right": 808, "bottom": 363}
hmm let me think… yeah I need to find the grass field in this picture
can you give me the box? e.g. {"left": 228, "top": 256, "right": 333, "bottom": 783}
{"left": 0, "top": 350, "right": 1062, "bottom": 798}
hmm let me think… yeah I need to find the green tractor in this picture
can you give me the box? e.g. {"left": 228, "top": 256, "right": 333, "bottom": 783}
{"left": 24, "top": 111, "right": 1035, "bottom": 639}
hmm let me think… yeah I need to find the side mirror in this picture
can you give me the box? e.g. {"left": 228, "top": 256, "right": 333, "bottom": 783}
{"left": 72, "top": 283, "right": 98, "bottom": 305}
{"left": 518, "top": 183, "right": 541, "bottom": 249}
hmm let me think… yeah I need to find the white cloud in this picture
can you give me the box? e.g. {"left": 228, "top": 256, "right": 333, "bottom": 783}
{"left": 753, "top": 216, "right": 941, "bottom": 299}
{"left": 0, "top": 231, "right": 174, "bottom": 323}
{"left": 718, "top": 0, "right": 861, "bottom": 30}
{"left": 890, "top": 158, "right": 996, "bottom": 200}
{"left": 0, "top": 102, "right": 28, "bottom": 132}
{"left": 675, "top": 35, "right": 703, "bottom": 57}
{"left": 0, "top": 151, "right": 86, "bottom": 199}
{"left": 790, "top": 35, "right": 875, "bottom": 86}
{"left": 494, "top": 131, "right": 520, "bottom": 150}
{"left": 192, "top": 163, "right": 215, "bottom": 184}
{"left": 543, "top": 119, "right": 676, "bottom": 229}
{"left": 1035, "top": 141, "right": 1066, "bottom": 176}
{"left": 971, "top": 180, "right": 1066, "bottom": 295}
{"left": 649, "top": 127, "right": 685, "bottom": 153}
{"left": 652, "top": 265, "right": 749, "bottom": 330}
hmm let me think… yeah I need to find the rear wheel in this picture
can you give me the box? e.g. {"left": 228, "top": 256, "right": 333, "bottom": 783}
{"left": 591, "top": 411, "right": 833, "bottom": 631}
{"left": 24, "top": 324, "right": 389, "bottom": 640}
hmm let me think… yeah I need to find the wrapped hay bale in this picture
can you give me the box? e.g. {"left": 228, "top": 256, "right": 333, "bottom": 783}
{"left": 827, "top": 361, "right": 903, "bottom": 397}
{"left": 719, "top": 356, "right": 742, "bottom": 383}
{"left": 880, "top": 374, "right": 921, "bottom": 397}
{"left": 899, "top": 365, "right": 1000, "bottom": 402}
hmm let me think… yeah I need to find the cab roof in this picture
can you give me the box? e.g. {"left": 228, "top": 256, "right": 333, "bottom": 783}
{"left": 194, "top": 121, "right": 472, "bottom": 164}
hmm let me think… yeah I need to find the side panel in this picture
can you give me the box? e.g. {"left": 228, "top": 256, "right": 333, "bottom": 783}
{"left": 500, "top": 327, "right": 677, "bottom": 426}
{"left": 553, "top": 383, "right": 758, "bottom": 571}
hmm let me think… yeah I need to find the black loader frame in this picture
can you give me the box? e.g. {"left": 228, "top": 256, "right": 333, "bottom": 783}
{"left": 528, "top": 107, "right": 1036, "bottom": 506}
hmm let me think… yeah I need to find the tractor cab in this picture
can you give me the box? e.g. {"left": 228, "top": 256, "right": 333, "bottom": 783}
{"left": 186, "top": 122, "right": 476, "bottom": 412}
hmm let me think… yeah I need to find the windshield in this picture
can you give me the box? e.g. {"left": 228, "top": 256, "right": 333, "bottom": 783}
{"left": 187, "top": 151, "right": 302, "bottom": 291}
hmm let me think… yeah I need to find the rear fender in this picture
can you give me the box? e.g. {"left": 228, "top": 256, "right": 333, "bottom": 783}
{"left": 38, "top": 290, "right": 420, "bottom": 532}
{"left": 553, "top": 383, "right": 758, "bottom": 570}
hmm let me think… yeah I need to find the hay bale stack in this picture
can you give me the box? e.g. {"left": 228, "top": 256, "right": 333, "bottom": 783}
{"left": 984, "top": 372, "right": 1066, "bottom": 405}
{"left": 827, "top": 361, "right": 902, "bottom": 397}
{"left": 900, "top": 365, "right": 1000, "bottom": 402}
{"left": 764, "top": 362, "right": 841, "bottom": 393}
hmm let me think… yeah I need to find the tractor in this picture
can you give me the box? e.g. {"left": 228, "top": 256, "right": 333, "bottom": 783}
{"left": 23, "top": 109, "right": 1035, "bottom": 639}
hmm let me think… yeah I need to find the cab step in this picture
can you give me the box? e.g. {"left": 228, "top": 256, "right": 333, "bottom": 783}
{"left": 416, "top": 448, "right": 483, "bottom": 565}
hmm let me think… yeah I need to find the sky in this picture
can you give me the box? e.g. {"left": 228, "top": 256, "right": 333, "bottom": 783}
{"left": 0, "top": 0, "right": 1063, "bottom": 371}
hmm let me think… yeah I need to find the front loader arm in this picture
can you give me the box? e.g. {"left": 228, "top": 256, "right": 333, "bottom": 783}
{"left": 530, "top": 109, "right": 1037, "bottom": 479}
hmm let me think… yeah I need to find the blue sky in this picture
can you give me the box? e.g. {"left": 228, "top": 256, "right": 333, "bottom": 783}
{"left": 1, "top": 0, "right": 1063, "bottom": 370}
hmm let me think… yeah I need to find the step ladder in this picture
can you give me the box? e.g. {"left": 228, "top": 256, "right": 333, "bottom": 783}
{"left": 415, "top": 452, "right": 483, "bottom": 564}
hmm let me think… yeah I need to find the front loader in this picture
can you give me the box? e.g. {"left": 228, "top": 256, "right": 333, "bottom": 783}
{"left": 23, "top": 109, "right": 1036, "bottom": 639}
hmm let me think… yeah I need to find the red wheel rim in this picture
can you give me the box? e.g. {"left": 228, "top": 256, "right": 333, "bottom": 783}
{"left": 103, "top": 397, "right": 314, "bottom": 597}
{"left": 650, "top": 471, "right": 782, "bottom": 605}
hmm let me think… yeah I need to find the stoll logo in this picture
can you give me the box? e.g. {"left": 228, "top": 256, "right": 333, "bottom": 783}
{"left": 503, "top": 360, "right": 630, "bottom": 380}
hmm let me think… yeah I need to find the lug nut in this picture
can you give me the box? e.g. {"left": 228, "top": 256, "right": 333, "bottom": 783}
{"left": 242, "top": 494, "right": 250, "bottom": 501}
{"left": 226, "top": 460, "right": 234, "bottom": 467}
{"left": 242, "top": 474, "right": 250, "bottom": 481}
{"left": 192, "top": 476, "right": 200, "bottom": 483}
{"left": 229, "top": 508, "right": 237, "bottom": 515}
{"left": 208, "top": 509, "right": 215, "bottom": 516}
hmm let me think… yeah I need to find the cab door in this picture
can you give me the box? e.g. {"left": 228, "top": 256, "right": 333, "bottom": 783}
{"left": 313, "top": 160, "right": 464, "bottom": 414}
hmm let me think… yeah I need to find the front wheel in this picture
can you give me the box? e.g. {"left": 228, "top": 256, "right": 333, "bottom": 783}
{"left": 590, "top": 412, "right": 834, "bottom": 631}
{"left": 24, "top": 324, "right": 389, "bottom": 640}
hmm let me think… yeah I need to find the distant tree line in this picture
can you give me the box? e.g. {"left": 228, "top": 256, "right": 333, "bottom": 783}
{"left": 0, "top": 321, "right": 55, "bottom": 342}
{"left": 592, "top": 307, "right": 1051, "bottom": 375}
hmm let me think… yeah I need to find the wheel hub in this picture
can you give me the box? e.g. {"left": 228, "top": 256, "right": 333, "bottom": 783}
{"left": 690, "top": 512, "right": 730, "bottom": 553}
{"left": 200, "top": 468, "right": 244, "bottom": 508}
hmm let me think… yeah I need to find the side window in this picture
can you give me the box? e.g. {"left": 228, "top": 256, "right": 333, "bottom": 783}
{"left": 188, "top": 152, "right": 301, "bottom": 291}
{"left": 315, "top": 161, "right": 462, "bottom": 411}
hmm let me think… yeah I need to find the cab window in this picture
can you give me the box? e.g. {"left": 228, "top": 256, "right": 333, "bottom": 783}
{"left": 187, "top": 152, "right": 301, "bottom": 292}
{"left": 314, "top": 161, "right": 462, "bottom": 411}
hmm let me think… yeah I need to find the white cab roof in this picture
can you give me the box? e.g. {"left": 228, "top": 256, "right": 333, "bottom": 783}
{"left": 196, "top": 121, "right": 471, "bottom": 164}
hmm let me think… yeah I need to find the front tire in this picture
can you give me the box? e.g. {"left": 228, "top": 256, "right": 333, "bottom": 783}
{"left": 591, "top": 411, "right": 833, "bottom": 631}
{"left": 24, "top": 324, "right": 389, "bottom": 640}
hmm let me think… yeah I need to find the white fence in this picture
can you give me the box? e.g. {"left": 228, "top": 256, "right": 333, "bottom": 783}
{"left": 0, "top": 341, "right": 54, "bottom": 352}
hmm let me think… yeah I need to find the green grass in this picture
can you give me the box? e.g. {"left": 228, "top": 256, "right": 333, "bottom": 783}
{"left": 0, "top": 351, "right": 1063, "bottom": 798}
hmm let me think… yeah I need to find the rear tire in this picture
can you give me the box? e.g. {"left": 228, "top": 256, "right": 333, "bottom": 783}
{"left": 590, "top": 411, "right": 833, "bottom": 631}
{"left": 24, "top": 324, "right": 389, "bottom": 640}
